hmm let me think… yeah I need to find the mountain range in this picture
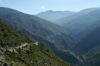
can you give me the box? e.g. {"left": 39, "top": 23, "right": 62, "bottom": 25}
{"left": 36, "top": 10, "right": 76, "bottom": 22}
{"left": 0, "top": 7, "right": 79, "bottom": 64}
{"left": 1, "top": 7, "right": 100, "bottom": 66}
{"left": 39, "top": 7, "right": 100, "bottom": 66}
{"left": 36, "top": 7, "right": 100, "bottom": 66}
{"left": 55, "top": 8, "right": 99, "bottom": 26}
{"left": 66, "top": 8, "right": 100, "bottom": 36}
{"left": 56, "top": 8, "right": 100, "bottom": 38}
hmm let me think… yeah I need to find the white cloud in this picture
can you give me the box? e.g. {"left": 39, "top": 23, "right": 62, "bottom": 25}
{"left": 40, "top": 6, "right": 46, "bottom": 10}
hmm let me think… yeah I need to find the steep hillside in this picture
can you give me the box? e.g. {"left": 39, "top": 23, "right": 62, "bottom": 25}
{"left": 78, "top": 52, "right": 100, "bottom": 66}
{"left": 73, "top": 27, "right": 100, "bottom": 54}
{"left": 0, "top": 20, "right": 71, "bottom": 66}
{"left": 36, "top": 10, "right": 76, "bottom": 22}
{"left": 78, "top": 44, "right": 100, "bottom": 66}
{"left": 0, "top": 20, "right": 35, "bottom": 47}
{"left": 55, "top": 8, "right": 98, "bottom": 26}
{"left": 77, "top": 20, "right": 100, "bottom": 39}
{"left": 71, "top": 26, "right": 100, "bottom": 66}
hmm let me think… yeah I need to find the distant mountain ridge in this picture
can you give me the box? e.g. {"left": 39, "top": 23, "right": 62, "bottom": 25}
{"left": 36, "top": 10, "right": 76, "bottom": 22}
{"left": 62, "top": 8, "right": 100, "bottom": 36}
{"left": 55, "top": 8, "right": 99, "bottom": 26}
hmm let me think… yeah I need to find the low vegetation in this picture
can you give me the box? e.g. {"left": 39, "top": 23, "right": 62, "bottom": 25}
{"left": 0, "top": 20, "right": 35, "bottom": 47}
{"left": 0, "top": 43, "right": 71, "bottom": 66}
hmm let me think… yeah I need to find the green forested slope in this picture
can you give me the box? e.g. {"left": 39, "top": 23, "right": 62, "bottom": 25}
{"left": 0, "top": 20, "right": 35, "bottom": 47}
{"left": 0, "top": 20, "right": 71, "bottom": 66}
{"left": 0, "top": 18, "right": 80, "bottom": 65}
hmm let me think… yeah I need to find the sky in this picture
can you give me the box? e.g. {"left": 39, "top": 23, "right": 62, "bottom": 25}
{"left": 0, "top": 0, "right": 100, "bottom": 14}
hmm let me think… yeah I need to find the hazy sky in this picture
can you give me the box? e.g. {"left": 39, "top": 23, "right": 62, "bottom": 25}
{"left": 0, "top": 0, "right": 100, "bottom": 14}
